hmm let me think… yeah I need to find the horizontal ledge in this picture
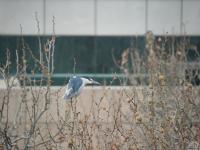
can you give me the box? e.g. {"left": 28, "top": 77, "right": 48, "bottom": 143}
{"left": 27, "top": 73, "right": 149, "bottom": 78}
{"left": 0, "top": 33, "right": 146, "bottom": 36}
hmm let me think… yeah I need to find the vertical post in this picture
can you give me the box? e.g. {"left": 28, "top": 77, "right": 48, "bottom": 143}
{"left": 93, "top": 0, "right": 98, "bottom": 72}
{"left": 94, "top": 0, "right": 97, "bottom": 36}
{"left": 43, "top": 0, "right": 46, "bottom": 35}
{"left": 180, "top": 0, "right": 183, "bottom": 34}
{"left": 145, "top": 0, "right": 148, "bottom": 32}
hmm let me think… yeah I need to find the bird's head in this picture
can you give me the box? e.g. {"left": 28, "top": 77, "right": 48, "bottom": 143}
{"left": 89, "top": 78, "right": 100, "bottom": 85}
{"left": 82, "top": 77, "right": 100, "bottom": 85}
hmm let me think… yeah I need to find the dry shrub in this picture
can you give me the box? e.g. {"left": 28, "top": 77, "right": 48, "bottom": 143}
{"left": 0, "top": 30, "right": 200, "bottom": 150}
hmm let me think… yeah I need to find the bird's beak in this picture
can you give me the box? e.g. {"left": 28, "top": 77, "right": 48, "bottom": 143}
{"left": 91, "top": 80, "right": 100, "bottom": 85}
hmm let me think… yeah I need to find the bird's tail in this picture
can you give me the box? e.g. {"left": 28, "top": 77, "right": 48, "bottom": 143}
{"left": 63, "top": 88, "right": 73, "bottom": 100}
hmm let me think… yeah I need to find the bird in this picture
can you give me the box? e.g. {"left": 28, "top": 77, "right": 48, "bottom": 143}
{"left": 63, "top": 76, "right": 100, "bottom": 100}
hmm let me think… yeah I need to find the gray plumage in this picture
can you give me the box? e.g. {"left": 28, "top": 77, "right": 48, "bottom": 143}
{"left": 63, "top": 76, "right": 100, "bottom": 100}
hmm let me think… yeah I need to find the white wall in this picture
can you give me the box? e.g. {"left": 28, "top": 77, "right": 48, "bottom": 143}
{"left": 0, "top": 0, "right": 44, "bottom": 35}
{"left": 0, "top": 0, "right": 200, "bottom": 35}
{"left": 147, "top": 0, "right": 181, "bottom": 35}
{"left": 97, "top": 1, "right": 146, "bottom": 35}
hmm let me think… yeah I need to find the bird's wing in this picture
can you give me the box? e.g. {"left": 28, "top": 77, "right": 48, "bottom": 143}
{"left": 68, "top": 77, "right": 83, "bottom": 93}
{"left": 63, "top": 77, "right": 83, "bottom": 100}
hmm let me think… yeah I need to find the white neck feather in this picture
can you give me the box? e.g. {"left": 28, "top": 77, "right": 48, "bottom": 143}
{"left": 81, "top": 78, "right": 91, "bottom": 85}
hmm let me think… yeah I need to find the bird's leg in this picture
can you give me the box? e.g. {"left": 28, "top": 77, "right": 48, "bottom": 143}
{"left": 69, "top": 98, "right": 75, "bottom": 148}
{"left": 70, "top": 98, "right": 74, "bottom": 122}
{"left": 70, "top": 98, "right": 73, "bottom": 111}
{"left": 65, "top": 101, "right": 68, "bottom": 122}
{"left": 70, "top": 98, "right": 73, "bottom": 121}
{"left": 65, "top": 100, "right": 71, "bottom": 122}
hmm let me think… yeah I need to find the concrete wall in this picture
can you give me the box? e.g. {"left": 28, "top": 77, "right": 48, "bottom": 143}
{"left": 0, "top": 0, "right": 200, "bottom": 35}
{"left": 0, "top": 86, "right": 144, "bottom": 149}
{"left": 0, "top": 86, "right": 138, "bottom": 122}
{"left": 0, "top": 86, "right": 199, "bottom": 149}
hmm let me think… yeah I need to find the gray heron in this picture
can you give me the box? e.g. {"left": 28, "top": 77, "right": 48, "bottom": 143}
{"left": 63, "top": 76, "right": 100, "bottom": 100}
